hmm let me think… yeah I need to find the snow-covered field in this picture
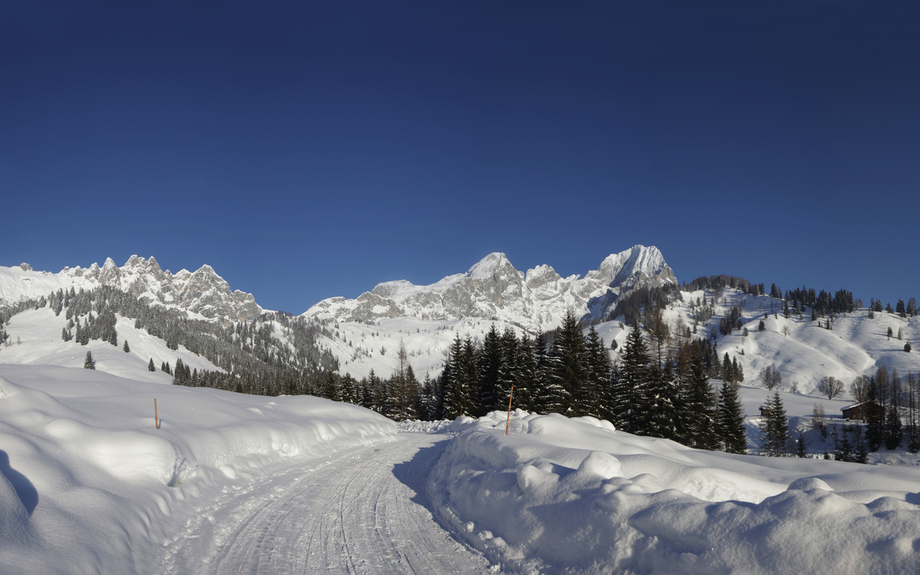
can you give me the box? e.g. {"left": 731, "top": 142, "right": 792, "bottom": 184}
{"left": 4, "top": 352, "right": 920, "bottom": 573}
{"left": 0, "top": 363, "right": 396, "bottom": 574}
{"left": 4, "top": 266, "right": 920, "bottom": 574}
{"left": 430, "top": 411, "right": 920, "bottom": 574}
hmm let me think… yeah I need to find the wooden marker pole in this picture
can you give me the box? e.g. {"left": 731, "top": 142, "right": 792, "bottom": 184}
{"left": 155, "top": 398, "right": 159, "bottom": 429}
{"left": 505, "top": 385, "right": 514, "bottom": 435}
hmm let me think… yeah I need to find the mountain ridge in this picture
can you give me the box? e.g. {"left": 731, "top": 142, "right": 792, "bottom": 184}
{"left": 0, "top": 256, "right": 261, "bottom": 322}
{"left": 304, "top": 245, "right": 677, "bottom": 333}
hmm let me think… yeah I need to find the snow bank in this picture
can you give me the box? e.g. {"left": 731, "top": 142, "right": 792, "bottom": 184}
{"left": 428, "top": 410, "right": 920, "bottom": 574}
{"left": 0, "top": 364, "right": 396, "bottom": 575}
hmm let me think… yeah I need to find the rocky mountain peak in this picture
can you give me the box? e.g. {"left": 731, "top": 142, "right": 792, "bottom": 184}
{"left": 304, "top": 245, "right": 678, "bottom": 333}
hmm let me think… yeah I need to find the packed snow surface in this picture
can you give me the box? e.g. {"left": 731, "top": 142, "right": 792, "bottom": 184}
{"left": 0, "top": 364, "right": 397, "bottom": 575}
{"left": 428, "top": 411, "right": 920, "bottom": 574}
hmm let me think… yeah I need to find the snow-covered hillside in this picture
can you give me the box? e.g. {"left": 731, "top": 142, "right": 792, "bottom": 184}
{"left": 677, "top": 288, "right": 919, "bottom": 397}
{"left": 312, "top": 285, "right": 919, "bottom": 399}
{"left": 0, "top": 257, "right": 261, "bottom": 322}
{"left": 0, "top": 307, "right": 220, "bottom": 379}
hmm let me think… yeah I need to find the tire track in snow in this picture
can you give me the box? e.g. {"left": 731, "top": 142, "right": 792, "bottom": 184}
{"left": 164, "top": 434, "right": 493, "bottom": 574}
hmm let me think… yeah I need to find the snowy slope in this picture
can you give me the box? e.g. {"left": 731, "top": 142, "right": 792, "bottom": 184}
{"left": 675, "top": 288, "right": 920, "bottom": 397}
{"left": 0, "top": 307, "right": 221, "bottom": 380}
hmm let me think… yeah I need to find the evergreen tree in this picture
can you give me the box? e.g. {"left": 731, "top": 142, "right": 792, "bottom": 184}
{"left": 853, "top": 425, "right": 869, "bottom": 463}
{"left": 645, "top": 359, "right": 679, "bottom": 440}
{"left": 760, "top": 392, "right": 788, "bottom": 456}
{"left": 83, "top": 351, "right": 95, "bottom": 370}
{"left": 493, "top": 328, "right": 519, "bottom": 413}
{"left": 512, "top": 334, "right": 537, "bottom": 413}
{"left": 478, "top": 325, "right": 503, "bottom": 413}
{"left": 340, "top": 373, "right": 358, "bottom": 405}
{"left": 532, "top": 331, "right": 569, "bottom": 416}
{"left": 583, "top": 326, "right": 610, "bottom": 420}
{"left": 547, "top": 311, "right": 587, "bottom": 416}
{"left": 419, "top": 373, "right": 436, "bottom": 421}
{"left": 148, "top": 358, "right": 156, "bottom": 372}
{"left": 906, "top": 372, "right": 920, "bottom": 453}
{"left": 322, "top": 371, "right": 342, "bottom": 402}
{"left": 864, "top": 377, "right": 883, "bottom": 452}
{"left": 833, "top": 425, "right": 853, "bottom": 462}
{"left": 123, "top": 340, "right": 130, "bottom": 353}
{"left": 679, "top": 345, "right": 718, "bottom": 449}
{"left": 722, "top": 353, "right": 734, "bottom": 383}
{"left": 461, "top": 337, "right": 481, "bottom": 417}
{"left": 717, "top": 380, "right": 747, "bottom": 454}
{"left": 619, "top": 323, "right": 651, "bottom": 433}
{"left": 884, "top": 368, "right": 902, "bottom": 449}
{"left": 440, "top": 335, "right": 476, "bottom": 419}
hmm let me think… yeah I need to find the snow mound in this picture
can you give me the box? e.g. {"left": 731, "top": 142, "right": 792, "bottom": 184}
{"left": 428, "top": 411, "right": 920, "bottom": 574}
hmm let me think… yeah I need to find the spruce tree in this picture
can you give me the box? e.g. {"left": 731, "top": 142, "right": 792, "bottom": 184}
{"left": 583, "top": 326, "right": 610, "bottom": 420}
{"left": 906, "top": 372, "right": 920, "bottom": 453}
{"left": 340, "top": 373, "right": 358, "bottom": 405}
{"left": 513, "top": 334, "right": 537, "bottom": 413}
{"left": 493, "top": 328, "right": 519, "bottom": 413}
{"left": 533, "top": 330, "right": 569, "bottom": 416}
{"left": 645, "top": 360, "right": 679, "bottom": 440}
{"left": 717, "top": 380, "right": 746, "bottom": 454}
{"left": 680, "top": 346, "right": 718, "bottom": 449}
{"left": 760, "top": 392, "right": 788, "bottom": 456}
{"left": 148, "top": 358, "right": 156, "bottom": 372}
{"left": 439, "top": 336, "right": 464, "bottom": 419}
{"left": 83, "top": 351, "right": 95, "bottom": 370}
{"left": 620, "top": 323, "right": 651, "bottom": 433}
{"left": 478, "top": 326, "right": 503, "bottom": 413}
{"left": 547, "top": 311, "right": 586, "bottom": 416}
{"left": 864, "top": 377, "right": 883, "bottom": 451}
{"left": 123, "top": 340, "right": 130, "bottom": 353}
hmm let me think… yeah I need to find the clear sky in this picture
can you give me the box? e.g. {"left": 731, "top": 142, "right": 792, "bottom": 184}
{"left": 3, "top": 1, "right": 918, "bottom": 313}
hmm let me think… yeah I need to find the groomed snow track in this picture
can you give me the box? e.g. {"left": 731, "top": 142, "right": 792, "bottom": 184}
{"left": 164, "top": 434, "right": 493, "bottom": 574}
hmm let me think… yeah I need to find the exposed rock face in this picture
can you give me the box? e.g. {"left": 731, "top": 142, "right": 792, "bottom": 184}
{"left": 304, "top": 245, "right": 677, "bottom": 333}
{"left": 0, "top": 256, "right": 262, "bottom": 322}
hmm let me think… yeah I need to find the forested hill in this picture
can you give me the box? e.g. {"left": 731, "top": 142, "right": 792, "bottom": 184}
{"left": 1, "top": 285, "right": 339, "bottom": 396}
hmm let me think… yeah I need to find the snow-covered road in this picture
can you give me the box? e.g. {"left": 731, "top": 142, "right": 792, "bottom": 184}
{"left": 163, "top": 433, "right": 493, "bottom": 575}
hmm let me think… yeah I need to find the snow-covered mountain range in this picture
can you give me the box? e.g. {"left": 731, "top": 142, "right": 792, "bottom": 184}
{"left": 304, "top": 245, "right": 676, "bottom": 333}
{"left": 0, "top": 256, "right": 261, "bottom": 322}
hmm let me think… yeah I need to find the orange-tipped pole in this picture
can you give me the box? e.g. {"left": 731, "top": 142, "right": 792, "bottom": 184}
{"left": 505, "top": 386, "right": 514, "bottom": 435}
{"left": 154, "top": 398, "right": 159, "bottom": 429}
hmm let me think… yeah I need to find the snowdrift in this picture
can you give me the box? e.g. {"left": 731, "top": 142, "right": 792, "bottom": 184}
{"left": 428, "top": 410, "right": 920, "bottom": 574}
{"left": 0, "top": 364, "right": 397, "bottom": 575}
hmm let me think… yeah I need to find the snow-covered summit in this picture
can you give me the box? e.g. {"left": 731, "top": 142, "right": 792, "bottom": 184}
{"left": 467, "top": 252, "right": 515, "bottom": 280}
{"left": 0, "top": 257, "right": 261, "bottom": 322}
{"left": 304, "top": 245, "right": 677, "bottom": 333}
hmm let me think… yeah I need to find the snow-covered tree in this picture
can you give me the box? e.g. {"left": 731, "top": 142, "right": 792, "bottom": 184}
{"left": 717, "top": 380, "right": 746, "bottom": 454}
{"left": 760, "top": 392, "right": 788, "bottom": 456}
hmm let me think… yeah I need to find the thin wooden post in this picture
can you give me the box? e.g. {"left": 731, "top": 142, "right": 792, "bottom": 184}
{"left": 154, "top": 398, "right": 159, "bottom": 429}
{"left": 505, "top": 385, "right": 514, "bottom": 435}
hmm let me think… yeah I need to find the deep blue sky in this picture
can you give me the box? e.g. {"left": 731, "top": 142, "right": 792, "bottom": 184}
{"left": 3, "top": 1, "right": 918, "bottom": 313}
